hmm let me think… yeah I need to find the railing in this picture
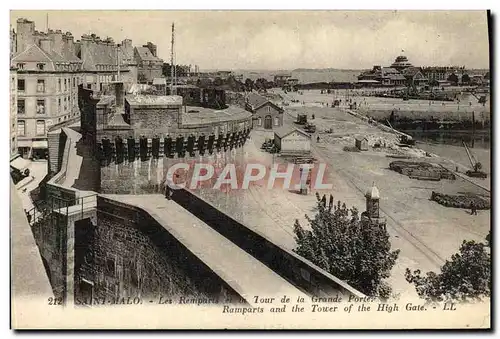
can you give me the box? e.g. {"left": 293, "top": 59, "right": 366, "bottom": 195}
{"left": 27, "top": 192, "right": 98, "bottom": 227}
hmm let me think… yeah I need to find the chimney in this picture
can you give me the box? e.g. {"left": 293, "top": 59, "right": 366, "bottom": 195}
{"left": 16, "top": 18, "right": 35, "bottom": 53}
{"left": 48, "top": 29, "right": 63, "bottom": 55}
{"left": 63, "top": 32, "right": 77, "bottom": 58}
{"left": 39, "top": 38, "right": 53, "bottom": 54}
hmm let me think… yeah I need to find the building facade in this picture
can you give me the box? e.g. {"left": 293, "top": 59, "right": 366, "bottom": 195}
{"left": 10, "top": 68, "right": 18, "bottom": 157}
{"left": 134, "top": 43, "right": 163, "bottom": 84}
{"left": 245, "top": 93, "right": 284, "bottom": 130}
{"left": 12, "top": 19, "right": 84, "bottom": 159}
{"left": 274, "top": 74, "right": 292, "bottom": 87}
{"left": 421, "top": 66, "right": 466, "bottom": 82}
{"left": 274, "top": 127, "right": 311, "bottom": 154}
{"left": 77, "top": 34, "right": 134, "bottom": 92}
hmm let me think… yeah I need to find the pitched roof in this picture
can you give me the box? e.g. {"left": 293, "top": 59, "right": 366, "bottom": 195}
{"left": 11, "top": 44, "right": 79, "bottom": 69}
{"left": 365, "top": 184, "right": 380, "bottom": 199}
{"left": 61, "top": 49, "right": 82, "bottom": 63}
{"left": 81, "top": 43, "right": 118, "bottom": 71}
{"left": 246, "top": 92, "right": 268, "bottom": 110}
{"left": 402, "top": 67, "right": 426, "bottom": 79}
{"left": 135, "top": 46, "right": 161, "bottom": 62}
{"left": 246, "top": 92, "right": 284, "bottom": 112}
{"left": 381, "top": 67, "right": 400, "bottom": 74}
{"left": 12, "top": 44, "right": 54, "bottom": 63}
{"left": 274, "top": 127, "right": 310, "bottom": 139}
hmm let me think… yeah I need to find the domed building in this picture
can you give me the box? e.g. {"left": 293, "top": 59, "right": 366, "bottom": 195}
{"left": 390, "top": 55, "right": 413, "bottom": 71}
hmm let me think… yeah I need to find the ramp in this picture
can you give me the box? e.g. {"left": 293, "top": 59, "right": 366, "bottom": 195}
{"left": 104, "top": 194, "right": 307, "bottom": 306}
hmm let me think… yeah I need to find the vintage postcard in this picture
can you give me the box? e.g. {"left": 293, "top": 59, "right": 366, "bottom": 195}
{"left": 10, "top": 10, "right": 491, "bottom": 329}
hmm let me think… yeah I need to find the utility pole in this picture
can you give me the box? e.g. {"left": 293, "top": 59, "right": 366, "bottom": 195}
{"left": 116, "top": 44, "right": 120, "bottom": 81}
{"left": 170, "top": 22, "right": 175, "bottom": 95}
{"left": 46, "top": 13, "right": 49, "bottom": 31}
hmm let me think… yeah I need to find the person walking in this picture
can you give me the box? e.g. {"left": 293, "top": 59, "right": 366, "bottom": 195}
{"left": 329, "top": 194, "right": 334, "bottom": 209}
{"left": 470, "top": 202, "right": 478, "bottom": 215}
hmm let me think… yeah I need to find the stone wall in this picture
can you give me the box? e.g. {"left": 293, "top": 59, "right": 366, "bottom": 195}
{"left": 99, "top": 144, "right": 248, "bottom": 195}
{"left": 73, "top": 197, "right": 241, "bottom": 303}
{"left": 30, "top": 212, "right": 68, "bottom": 299}
{"left": 129, "top": 106, "right": 181, "bottom": 136}
{"left": 170, "top": 188, "right": 365, "bottom": 298}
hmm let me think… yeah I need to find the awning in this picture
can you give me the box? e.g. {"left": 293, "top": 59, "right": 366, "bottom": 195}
{"left": 32, "top": 140, "right": 48, "bottom": 149}
{"left": 153, "top": 78, "right": 167, "bottom": 85}
{"left": 10, "top": 156, "right": 30, "bottom": 172}
{"left": 17, "top": 140, "right": 32, "bottom": 148}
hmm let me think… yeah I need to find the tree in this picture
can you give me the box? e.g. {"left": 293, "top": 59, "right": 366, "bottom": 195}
{"left": 405, "top": 236, "right": 491, "bottom": 302}
{"left": 255, "top": 78, "right": 268, "bottom": 90}
{"left": 293, "top": 194, "right": 400, "bottom": 297}
{"left": 461, "top": 73, "right": 471, "bottom": 85}
{"left": 244, "top": 78, "right": 254, "bottom": 91}
{"left": 447, "top": 73, "right": 459, "bottom": 86}
{"left": 213, "top": 77, "right": 224, "bottom": 87}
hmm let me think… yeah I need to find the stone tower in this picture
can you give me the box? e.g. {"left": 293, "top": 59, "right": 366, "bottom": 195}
{"left": 361, "top": 183, "right": 386, "bottom": 230}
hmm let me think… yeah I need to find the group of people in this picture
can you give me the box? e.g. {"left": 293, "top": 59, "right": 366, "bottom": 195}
{"left": 319, "top": 194, "right": 335, "bottom": 209}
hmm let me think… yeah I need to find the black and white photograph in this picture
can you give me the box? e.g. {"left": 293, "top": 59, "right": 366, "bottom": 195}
{"left": 8, "top": 9, "right": 491, "bottom": 329}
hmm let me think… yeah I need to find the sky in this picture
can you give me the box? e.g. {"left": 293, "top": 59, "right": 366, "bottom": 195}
{"left": 10, "top": 10, "right": 490, "bottom": 70}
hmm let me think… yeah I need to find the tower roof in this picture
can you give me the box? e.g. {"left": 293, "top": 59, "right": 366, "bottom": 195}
{"left": 366, "top": 184, "right": 380, "bottom": 199}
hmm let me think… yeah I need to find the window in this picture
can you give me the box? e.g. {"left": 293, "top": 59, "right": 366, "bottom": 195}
{"left": 37, "top": 63, "right": 45, "bottom": 70}
{"left": 274, "top": 117, "right": 279, "bottom": 126}
{"left": 58, "top": 78, "right": 61, "bottom": 92}
{"left": 58, "top": 98, "right": 61, "bottom": 112}
{"left": 17, "top": 79, "right": 25, "bottom": 91}
{"left": 87, "top": 84, "right": 92, "bottom": 90}
{"left": 64, "top": 97, "right": 67, "bottom": 111}
{"left": 36, "top": 120, "right": 45, "bottom": 136}
{"left": 17, "top": 99, "right": 25, "bottom": 114}
{"left": 37, "top": 79, "right": 45, "bottom": 93}
{"left": 16, "top": 63, "right": 25, "bottom": 70}
{"left": 17, "top": 120, "right": 25, "bottom": 136}
{"left": 64, "top": 79, "right": 67, "bottom": 91}
{"left": 73, "top": 78, "right": 75, "bottom": 87}
{"left": 257, "top": 117, "right": 262, "bottom": 126}
{"left": 267, "top": 106, "right": 271, "bottom": 112}
{"left": 36, "top": 100, "right": 45, "bottom": 114}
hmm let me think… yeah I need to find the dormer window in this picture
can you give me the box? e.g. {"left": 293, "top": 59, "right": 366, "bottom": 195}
{"left": 17, "top": 63, "right": 25, "bottom": 70}
{"left": 37, "top": 63, "right": 45, "bottom": 70}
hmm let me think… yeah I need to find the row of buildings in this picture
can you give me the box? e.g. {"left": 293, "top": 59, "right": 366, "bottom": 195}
{"left": 10, "top": 18, "right": 165, "bottom": 159}
{"left": 357, "top": 54, "right": 486, "bottom": 87}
